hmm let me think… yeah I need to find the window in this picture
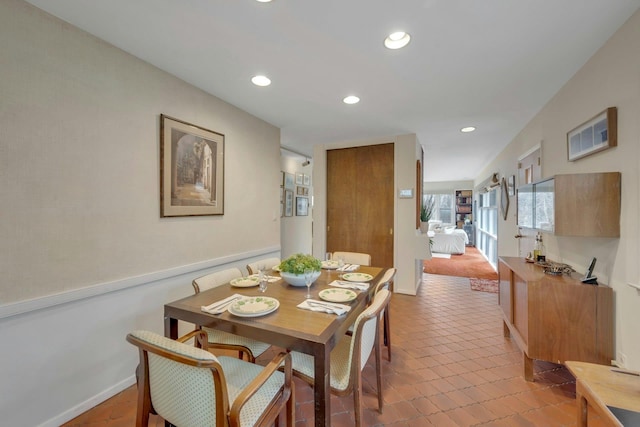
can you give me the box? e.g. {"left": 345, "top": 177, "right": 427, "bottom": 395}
{"left": 477, "top": 188, "right": 498, "bottom": 269}
{"left": 424, "top": 193, "right": 453, "bottom": 225}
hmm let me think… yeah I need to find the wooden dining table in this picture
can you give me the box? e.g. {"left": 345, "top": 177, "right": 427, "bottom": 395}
{"left": 164, "top": 265, "right": 385, "bottom": 427}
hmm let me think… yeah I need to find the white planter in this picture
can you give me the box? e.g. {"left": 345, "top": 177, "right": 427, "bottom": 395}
{"left": 280, "top": 270, "right": 321, "bottom": 287}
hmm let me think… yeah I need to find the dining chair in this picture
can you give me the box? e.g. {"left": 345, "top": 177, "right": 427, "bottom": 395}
{"left": 126, "top": 330, "right": 294, "bottom": 427}
{"left": 287, "top": 289, "right": 391, "bottom": 427}
{"left": 246, "top": 257, "right": 281, "bottom": 275}
{"left": 374, "top": 268, "right": 396, "bottom": 361}
{"left": 331, "top": 251, "right": 371, "bottom": 266}
{"left": 193, "top": 268, "right": 271, "bottom": 362}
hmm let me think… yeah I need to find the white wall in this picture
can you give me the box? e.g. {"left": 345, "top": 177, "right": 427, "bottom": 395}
{"left": 280, "top": 156, "right": 313, "bottom": 258}
{"left": 476, "top": 9, "right": 640, "bottom": 370}
{"left": 311, "top": 134, "right": 427, "bottom": 295}
{"left": 0, "top": 1, "right": 280, "bottom": 425}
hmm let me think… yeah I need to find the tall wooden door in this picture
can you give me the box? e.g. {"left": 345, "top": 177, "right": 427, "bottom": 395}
{"left": 326, "top": 143, "right": 394, "bottom": 267}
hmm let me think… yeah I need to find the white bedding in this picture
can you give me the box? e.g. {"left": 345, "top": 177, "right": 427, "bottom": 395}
{"left": 428, "top": 229, "right": 469, "bottom": 254}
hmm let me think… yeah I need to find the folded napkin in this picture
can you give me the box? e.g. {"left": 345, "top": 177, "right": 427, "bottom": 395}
{"left": 201, "top": 294, "right": 243, "bottom": 314}
{"left": 248, "top": 274, "right": 280, "bottom": 283}
{"left": 329, "top": 280, "right": 369, "bottom": 291}
{"left": 337, "top": 264, "right": 360, "bottom": 272}
{"left": 297, "top": 299, "right": 351, "bottom": 315}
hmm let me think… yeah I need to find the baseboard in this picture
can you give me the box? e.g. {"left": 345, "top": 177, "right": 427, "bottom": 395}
{"left": 39, "top": 375, "right": 136, "bottom": 427}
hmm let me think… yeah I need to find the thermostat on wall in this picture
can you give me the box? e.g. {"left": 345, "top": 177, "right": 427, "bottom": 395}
{"left": 398, "top": 188, "right": 414, "bottom": 198}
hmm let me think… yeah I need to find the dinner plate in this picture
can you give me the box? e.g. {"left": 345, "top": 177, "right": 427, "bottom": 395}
{"left": 341, "top": 272, "right": 373, "bottom": 282}
{"left": 230, "top": 277, "right": 260, "bottom": 288}
{"left": 319, "top": 288, "right": 357, "bottom": 303}
{"left": 321, "top": 260, "right": 340, "bottom": 270}
{"left": 228, "top": 297, "right": 279, "bottom": 317}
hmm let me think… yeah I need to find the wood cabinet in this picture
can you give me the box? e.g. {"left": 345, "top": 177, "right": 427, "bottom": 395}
{"left": 499, "top": 257, "right": 613, "bottom": 381}
{"left": 517, "top": 172, "right": 621, "bottom": 237}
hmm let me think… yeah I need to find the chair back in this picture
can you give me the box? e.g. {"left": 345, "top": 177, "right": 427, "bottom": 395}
{"left": 332, "top": 251, "right": 371, "bottom": 266}
{"left": 349, "top": 289, "right": 391, "bottom": 371}
{"left": 246, "top": 257, "right": 281, "bottom": 275}
{"left": 193, "top": 267, "right": 244, "bottom": 293}
{"left": 374, "top": 268, "right": 397, "bottom": 294}
{"left": 126, "top": 330, "right": 226, "bottom": 427}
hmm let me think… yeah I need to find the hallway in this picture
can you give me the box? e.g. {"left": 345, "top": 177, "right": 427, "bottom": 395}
{"left": 64, "top": 274, "right": 599, "bottom": 426}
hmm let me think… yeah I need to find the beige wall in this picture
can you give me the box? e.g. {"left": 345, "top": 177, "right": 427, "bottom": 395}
{"left": 477, "top": 9, "right": 640, "bottom": 369}
{"left": 0, "top": 0, "right": 281, "bottom": 305}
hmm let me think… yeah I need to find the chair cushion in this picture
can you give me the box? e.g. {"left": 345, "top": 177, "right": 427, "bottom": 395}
{"left": 202, "top": 327, "right": 271, "bottom": 357}
{"left": 289, "top": 336, "right": 353, "bottom": 392}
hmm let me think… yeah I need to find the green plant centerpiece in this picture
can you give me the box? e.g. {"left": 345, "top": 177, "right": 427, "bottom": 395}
{"left": 278, "top": 253, "right": 322, "bottom": 287}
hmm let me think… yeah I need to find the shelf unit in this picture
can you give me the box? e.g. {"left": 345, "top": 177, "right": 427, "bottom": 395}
{"left": 455, "top": 189, "right": 473, "bottom": 229}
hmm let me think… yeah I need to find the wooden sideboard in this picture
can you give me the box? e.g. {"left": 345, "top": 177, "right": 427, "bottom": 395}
{"left": 498, "top": 257, "right": 613, "bottom": 381}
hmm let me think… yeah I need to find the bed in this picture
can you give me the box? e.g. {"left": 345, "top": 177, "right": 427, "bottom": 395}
{"left": 428, "top": 228, "right": 469, "bottom": 254}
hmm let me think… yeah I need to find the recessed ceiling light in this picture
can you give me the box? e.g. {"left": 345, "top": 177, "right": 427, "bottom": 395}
{"left": 461, "top": 126, "right": 476, "bottom": 133}
{"left": 256, "top": 0, "right": 272, "bottom": 2}
{"left": 384, "top": 31, "right": 411, "bottom": 49}
{"left": 251, "top": 75, "right": 271, "bottom": 87}
{"left": 343, "top": 95, "right": 360, "bottom": 104}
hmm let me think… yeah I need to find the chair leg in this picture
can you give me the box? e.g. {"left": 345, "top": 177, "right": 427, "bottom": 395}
{"left": 354, "top": 372, "right": 363, "bottom": 427}
{"left": 384, "top": 309, "right": 391, "bottom": 361}
{"left": 375, "top": 330, "right": 383, "bottom": 413}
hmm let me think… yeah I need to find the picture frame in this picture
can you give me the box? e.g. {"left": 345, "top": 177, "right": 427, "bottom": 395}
{"left": 296, "top": 196, "right": 309, "bottom": 216}
{"left": 280, "top": 171, "right": 285, "bottom": 187}
{"left": 296, "top": 186, "right": 305, "bottom": 196}
{"left": 160, "top": 114, "right": 224, "bottom": 217}
{"left": 500, "top": 177, "right": 509, "bottom": 220}
{"left": 567, "top": 107, "right": 617, "bottom": 161}
{"left": 284, "top": 190, "right": 293, "bottom": 217}
{"left": 303, "top": 187, "right": 309, "bottom": 196}
{"left": 284, "top": 172, "right": 295, "bottom": 190}
{"left": 295, "top": 173, "right": 303, "bottom": 185}
{"left": 508, "top": 175, "right": 515, "bottom": 196}
{"left": 303, "top": 174, "right": 310, "bottom": 186}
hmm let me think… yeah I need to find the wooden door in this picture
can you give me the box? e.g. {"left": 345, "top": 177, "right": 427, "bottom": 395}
{"left": 326, "top": 144, "right": 394, "bottom": 267}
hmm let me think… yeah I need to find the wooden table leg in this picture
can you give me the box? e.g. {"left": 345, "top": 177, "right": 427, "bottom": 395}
{"left": 503, "top": 320, "right": 510, "bottom": 338}
{"left": 164, "top": 315, "right": 178, "bottom": 339}
{"left": 313, "top": 344, "right": 331, "bottom": 426}
{"left": 523, "top": 352, "right": 534, "bottom": 382}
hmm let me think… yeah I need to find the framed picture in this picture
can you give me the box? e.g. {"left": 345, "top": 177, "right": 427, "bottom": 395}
{"left": 284, "top": 172, "right": 295, "bottom": 190}
{"left": 296, "top": 196, "right": 309, "bottom": 216}
{"left": 284, "top": 190, "right": 293, "bottom": 217}
{"left": 567, "top": 107, "right": 617, "bottom": 161}
{"left": 296, "top": 186, "right": 305, "bottom": 195}
{"left": 508, "top": 175, "right": 516, "bottom": 196}
{"left": 500, "top": 177, "right": 509, "bottom": 220}
{"left": 280, "top": 171, "right": 285, "bottom": 187}
{"left": 295, "top": 173, "right": 303, "bottom": 185}
{"left": 303, "top": 174, "right": 310, "bottom": 186}
{"left": 303, "top": 187, "right": 309, "bottom": 196}
{"left": 160, "top": 114, "right": 224, "bottom": 217}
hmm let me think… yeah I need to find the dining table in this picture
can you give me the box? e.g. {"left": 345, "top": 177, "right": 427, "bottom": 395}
{"left": 164, "top": 264, "right": 385, "bottom": 427}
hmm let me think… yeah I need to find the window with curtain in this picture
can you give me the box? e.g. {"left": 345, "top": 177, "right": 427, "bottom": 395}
{"left": 424, "top": 193, "right": 453, "bottom": 224}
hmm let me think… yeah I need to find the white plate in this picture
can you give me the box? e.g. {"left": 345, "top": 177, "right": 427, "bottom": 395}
{"left": 319, "top": 288, "right": 357, "bottom": 303}
{"left": 341, "top": 272, "right": 373, "bottom": 282}
{"left": 321, "top": 260, "right": 340, "bottom": 270}
{"left": 228, "top": 297, "right": 279, "bottom": 317}
{"left": 230, "top": 277, "right": 260, "bottom": 288}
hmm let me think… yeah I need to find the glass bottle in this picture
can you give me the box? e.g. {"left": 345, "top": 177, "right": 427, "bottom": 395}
{"left": 534, "top": 232, "right": 545, "bottom": 262}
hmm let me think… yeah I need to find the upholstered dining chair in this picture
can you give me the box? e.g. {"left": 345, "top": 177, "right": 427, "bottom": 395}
{"left": 331, "top": 251, "right": 371, "bottom": 266}
{"left": 374, "top": 268, "right": 396, "bottom": 361}
{"left": 126, "top": 330, "right": 294, "bottom": 427}
{"left": 192, "top": 268, "right": 271, "bottom": 362}
{"left": 246, "top": 257, "right": 281, "bottom": 275}
{"left": 287, "top": 289, "right": 391, "bottom": 427}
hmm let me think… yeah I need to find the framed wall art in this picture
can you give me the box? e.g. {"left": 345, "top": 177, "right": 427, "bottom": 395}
{"left": 500, "top": 177, "right": 509, "bottom": 220}
{"left": 296, "top": 196, "right": 309, "bottom": 216}
{"left": 295, "top": 173, "right": 303, "bottom": 185}
{"left": 160, "top": 114, "right": 224, "bottom": 217}
{"left": 303, "top": 174, "right": 310, "bottom": 186}
{"left": 508, "top": 175, "right": 516, "bottom": 196}
{"left": 284, "top": 190, "right": 293, "bottom": 217}
{"left": 567, "top": 107, "right": 617, "bottom": 161}
{"left": 284, "top": 172, "right": 295, "bottom": 190}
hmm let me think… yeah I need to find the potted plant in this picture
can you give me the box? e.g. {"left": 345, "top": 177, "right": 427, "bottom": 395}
{"left": 278, "top": 253, "right": 322, "bottom": 287}
{"left": 420, "top": 195, "right": 435, "bottom": 233}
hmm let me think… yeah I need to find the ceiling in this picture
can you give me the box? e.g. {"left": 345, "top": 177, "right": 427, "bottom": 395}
{"left": 26, "top": 0, "right": 640, "bottom": 182}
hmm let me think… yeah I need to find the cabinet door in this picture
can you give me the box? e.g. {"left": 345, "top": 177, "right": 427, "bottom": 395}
{"left": 498, "top": 261, "right": 512, "bottom": 322}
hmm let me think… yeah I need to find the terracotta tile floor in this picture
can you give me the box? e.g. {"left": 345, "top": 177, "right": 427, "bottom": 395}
{"left": 63, "top": 273, "right": 609, "bottom": 426}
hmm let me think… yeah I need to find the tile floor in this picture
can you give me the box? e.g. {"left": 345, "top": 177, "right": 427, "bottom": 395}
{"left": 63, "top": 273, "right": 608, "bottom": 426}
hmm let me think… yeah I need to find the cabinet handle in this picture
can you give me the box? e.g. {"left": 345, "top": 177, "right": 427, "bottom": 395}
{"left": 390, "top": 228, "right": 393, "bottom": 235}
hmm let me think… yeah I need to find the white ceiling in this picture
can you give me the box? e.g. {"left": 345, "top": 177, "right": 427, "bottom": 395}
{"left": 26, "top": 0, "right": 640, "bottom": 182}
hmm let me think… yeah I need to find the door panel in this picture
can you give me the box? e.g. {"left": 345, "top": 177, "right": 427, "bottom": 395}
{"left": 327, "top": 144, "right": 394, "bottom": 267}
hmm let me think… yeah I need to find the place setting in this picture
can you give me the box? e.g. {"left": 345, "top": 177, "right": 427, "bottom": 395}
{"left": 201, "top": 294, "right": 280, "bottom": 317}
